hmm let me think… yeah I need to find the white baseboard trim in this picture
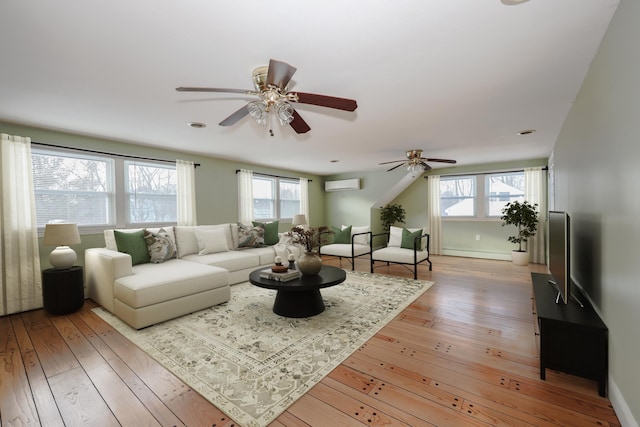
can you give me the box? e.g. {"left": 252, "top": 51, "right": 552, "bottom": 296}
{"left": 609, "top": 375, "right": 638, "bottom": 427}
{"left": 441, "top": 249, "right": 511, "bottom": 261}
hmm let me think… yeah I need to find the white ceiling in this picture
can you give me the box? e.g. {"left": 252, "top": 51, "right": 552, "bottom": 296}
{"left": 0, "top": 0, "right": 619, "bottom": 176}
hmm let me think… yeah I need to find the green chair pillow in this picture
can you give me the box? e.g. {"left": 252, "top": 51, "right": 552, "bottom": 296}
{"left": 252, "top": 220, "right": 279, "bottom": 245}
{"left": 331, "top": 225, "right": 352, "bottom": 244}
{"left": 401, "top": 228, "right": 422, "bottom": 250}
{"left": 114, "top": 229, "right": 150, "bottom": 265}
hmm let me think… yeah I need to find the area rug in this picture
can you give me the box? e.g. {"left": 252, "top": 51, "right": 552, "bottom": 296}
{"left": 93, "top": 270, "right": 433, "bottom": 427}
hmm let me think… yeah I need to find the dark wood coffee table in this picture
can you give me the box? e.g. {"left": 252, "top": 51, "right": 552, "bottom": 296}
{"left": 249, "top": 265, "right": 347, "bottom": 318}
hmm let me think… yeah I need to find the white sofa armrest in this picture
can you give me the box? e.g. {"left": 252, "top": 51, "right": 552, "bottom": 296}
{"left": 85, "top": 248, "right": 133, "bottom": 313}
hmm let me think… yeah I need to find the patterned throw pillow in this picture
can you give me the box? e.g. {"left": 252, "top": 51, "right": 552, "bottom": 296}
{"left": 252, "top": 220, "right": 279, "bottom": 246}
{"left": 237, "top": 223, "right": 265, "bottom": 248}
{"left": 143, "top": 228, "right": 177, "bottom": 263}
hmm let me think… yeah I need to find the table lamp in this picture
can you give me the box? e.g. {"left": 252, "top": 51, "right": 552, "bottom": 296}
{"left": 292, "top": 214, "right": 307, "bottom": 228}
{"left": 43, "top": 223, "right": 81, "bottom": 269}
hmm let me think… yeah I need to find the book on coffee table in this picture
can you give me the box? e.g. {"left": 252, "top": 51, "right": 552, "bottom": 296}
{"left": 259, "top": 268, "right": 301, "bottom": 282}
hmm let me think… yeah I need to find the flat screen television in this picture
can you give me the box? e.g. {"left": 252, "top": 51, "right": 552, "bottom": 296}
{"left": 548, "top": 211, "right": 570, "bottom": 304}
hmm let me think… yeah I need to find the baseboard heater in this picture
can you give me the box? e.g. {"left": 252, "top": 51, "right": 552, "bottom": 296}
{"left": 324, "top": 178, "right": 360, "bottom": 192}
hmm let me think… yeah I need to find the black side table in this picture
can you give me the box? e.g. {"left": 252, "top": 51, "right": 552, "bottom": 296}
{"left": 42, "top": 266, "right": 85, "bottom": 315}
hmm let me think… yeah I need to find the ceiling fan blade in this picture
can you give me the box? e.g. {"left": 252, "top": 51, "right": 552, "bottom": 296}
{"left": 292, "top": 92, "right": 358, "bottom": 112}
{"left": 386, "top": 163, "right": 405, "bottom": 172}
{"left": 378, "top": 160, "right": 405, "bottom": 165}
{"left": 218, "top": 105, "right": 250, "bottom": 126}
{"left": 289, "top": 110, "right": 311, "bottom": 134}
{"left": 419, "top": 161, "right": 433, "bottom": 171}
{"left": 266, "top": 59, "right": 297, "bottom": 90}
{"left": 176, "top": 87, "right": 258, "bottom": 95}
{"left": 423, "top": 158, "right": 457, "bottom": 164}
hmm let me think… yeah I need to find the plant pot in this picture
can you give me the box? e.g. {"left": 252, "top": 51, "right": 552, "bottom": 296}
{"left": 297, "top": 251, "right": 323, "bottom": 276}
{"left": 511, "top": 250, "right": 529, "bottom": 266}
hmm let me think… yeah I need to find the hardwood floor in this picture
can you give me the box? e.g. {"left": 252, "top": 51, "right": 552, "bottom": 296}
{"left": 1, "top": 255, "right": 620, "bottom": 426}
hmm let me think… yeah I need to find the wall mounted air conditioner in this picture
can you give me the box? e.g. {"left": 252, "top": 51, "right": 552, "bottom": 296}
{"left": 324, "top": 178, "right": 360, "bottom": 192}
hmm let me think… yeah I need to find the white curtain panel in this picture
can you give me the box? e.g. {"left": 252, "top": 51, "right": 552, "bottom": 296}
{"left": 299, "top": 177, "right": 309, "bottom": 223}
{"left": 176, "top": 159, "right": 197, "bottom": 226}
{"left": 1, "top": 134, "right": 42, "bottom": 315}
{"left": 427, "top": 175, "right": 442, "bottom": 255}
{"left": 238, "top": 169, "right": 253, "bottom": 224}
{"left": 525, "top": 167, "right": 547, "bottom": 264}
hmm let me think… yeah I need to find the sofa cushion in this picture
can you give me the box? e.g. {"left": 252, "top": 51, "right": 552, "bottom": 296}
{"left": 195, "top": 228, "right": 229, "bottom": 255}
{"left": 344, "top": 225, "right": 370, "bottom": 245}
{"left": 237, "top": 223, "right": 265, "bottom": 248}
{"left": 332, "top": 225, "right": 351, "bottom": 244}
{"left": 181, "top": 250, "right": 260, "bottom": 271}
{"left": 372, "top": 246, "right": 429, "bottom": 263}
{"left": 105, "top": 227, "right": 175, "bottom": 252}
{"left": 114, "top": 259, "right": 229, "bottom": 309}
{"left": 252, "top": 220, "right": 279, "bottom": 245}
{"left": 321, "top": 243, "right": 371, "bottom": 257}
{"left": 174, "top": 224, "right": 234, "bottom": 258}
{"left": 401, "top": 228, "right": 422, "bottom": 250}
{"left": 143, "top": 228, "right": 176, "bottom": 263}
{"left": 114, "top": 230, "right": 150, "bottom": 266}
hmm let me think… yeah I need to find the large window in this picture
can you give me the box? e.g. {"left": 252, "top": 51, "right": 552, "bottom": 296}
{"left": 126, "top": 161, "right": 177, "bottom": 224}
{"left": 440, "top": 171, "right": 525, "bottom": 219}
{"left": 32, "top": 148, "right": 177, "bottom": 230}
{"left": 252, "top": 175, "right": 300, "bottom": 221}
{"left": 32, "top": 149, "right": 114, "bottom": 227}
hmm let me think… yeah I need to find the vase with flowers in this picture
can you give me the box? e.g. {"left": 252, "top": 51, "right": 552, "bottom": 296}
{"left": 287, "top": 225, "right": 332, "bottom": 275}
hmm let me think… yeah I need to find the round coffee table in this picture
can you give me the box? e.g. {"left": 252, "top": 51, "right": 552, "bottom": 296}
{"left": 249, "top": 265, "right": 346, "bottom": 318}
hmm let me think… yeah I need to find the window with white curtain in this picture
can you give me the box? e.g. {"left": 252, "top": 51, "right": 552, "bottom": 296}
{"left": 252, "top": 175, "right": 300, "bottom": 221}
{"left": 125, "top": 160, "right": 177, "bottom": 224}
{"left": 32, "top": 147, "right": 177, "bottom": 230}
{"left": 440, "top": 171, "right": 525, "bottom": 219}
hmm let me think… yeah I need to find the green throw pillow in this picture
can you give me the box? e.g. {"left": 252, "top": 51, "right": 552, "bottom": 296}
{"left": 252, "top": 220, "right": 279, "bottom": 245}
{"left": 114, "top": 229, "right": 150, "bottom": 265}
{"left": 401, "top": 228, "right": 422, "bottom": 250}
{"left": 331, "top": 225, "right": 351, "bottom": 244}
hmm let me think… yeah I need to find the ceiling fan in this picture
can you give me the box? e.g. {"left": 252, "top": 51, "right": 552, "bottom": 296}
{"left": 176, "top": 59, "right": 358, "bottom": 136}
{"left": 379, "top": 149, "right": 457, "bottom": 172}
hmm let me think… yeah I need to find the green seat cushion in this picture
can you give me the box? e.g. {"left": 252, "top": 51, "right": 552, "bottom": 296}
{"left": 252, "top": 220, "right": 279, "bottom": 245}
{"left": 331, "top": 225, "right": 352, "bottom": 244}
{"left": 401, "top": 228, "right": 422, "bottom": 250}
{"left": 114, "top": 229, "right": 150, "bottom": 265}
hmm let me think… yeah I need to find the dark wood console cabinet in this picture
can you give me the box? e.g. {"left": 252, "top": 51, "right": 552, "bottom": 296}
{"left": 531, "top": 272, "right": 608, "bottom": 397}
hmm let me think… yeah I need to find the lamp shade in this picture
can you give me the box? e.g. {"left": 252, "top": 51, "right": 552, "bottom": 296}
{"left": 43, "top": 223, "right": 81, "bottom": 246}
{"left": 292, "top": 214, "right": 307, "bottom": 226}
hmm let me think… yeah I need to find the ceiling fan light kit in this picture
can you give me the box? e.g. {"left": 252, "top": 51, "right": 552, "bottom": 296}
{"left": 176, "top": 59, "right": 357, "bottom": 136}
{"left": 379, "top": 149, "right": 457, "bottom": 173}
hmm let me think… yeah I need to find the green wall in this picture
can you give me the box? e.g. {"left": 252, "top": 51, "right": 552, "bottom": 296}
{"left": 549, "top": 0, "right": 639, "bottom": 422}
{"left": 0, "top": 121, "right": 325, "bottom": 269}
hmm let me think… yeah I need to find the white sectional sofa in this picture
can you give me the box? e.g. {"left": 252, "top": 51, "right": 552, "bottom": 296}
{"left": 85, "top": 223, "right": 303, "bottom": 329}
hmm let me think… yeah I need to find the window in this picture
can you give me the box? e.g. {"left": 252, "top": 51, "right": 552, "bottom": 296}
{"left": 440, "top": 171, "right": 525, "bottom": 219}
{"left": 32, "top": 148, "right": 177, "bottom": 230}
{"left": 440, "top": 176, "right": 476, "bottom": 217}
{"left": 252, "top": 175, "right": 300, "bottom": 221}
{"left": 32, "top": 149, "right": 114, "bottom": 227}
{"left": 126, "top": 161, "right": 177, "bottom": 224}
{"left": 486, "top": 172, "right": 525, "bottom": 216}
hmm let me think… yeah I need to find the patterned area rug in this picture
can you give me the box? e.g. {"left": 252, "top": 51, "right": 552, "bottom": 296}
{"left": 93, "top": 270, "right": 433, "bottom": 427}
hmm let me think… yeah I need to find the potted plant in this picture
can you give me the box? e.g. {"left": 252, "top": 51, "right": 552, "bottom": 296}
{"left": 500, "top": 200, "right": 539, "bottom": 266}
{"left": 379, "top": 203, "right": 406, "bottom": 232}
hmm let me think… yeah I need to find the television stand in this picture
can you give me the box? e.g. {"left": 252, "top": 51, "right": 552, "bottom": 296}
{"left": 532, "top": 273, "right": 608, "bottom": 396}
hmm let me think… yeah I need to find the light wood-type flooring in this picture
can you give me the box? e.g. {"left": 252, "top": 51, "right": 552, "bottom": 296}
{"left": 1, "top": 255, "right": 621, "bottom": 426}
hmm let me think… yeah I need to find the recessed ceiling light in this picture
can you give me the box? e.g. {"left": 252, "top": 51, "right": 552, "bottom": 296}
{"left": 501, "top": 0, "right": 530, "bottom": 5}
{"left": 330, "top": 160, "right": 339, "bottom": 163}
{"left": 517, "top": 129, "right": 536, "bottom": 135}
{"left": 187, "top": 122, "right": 206, "bottom": 128}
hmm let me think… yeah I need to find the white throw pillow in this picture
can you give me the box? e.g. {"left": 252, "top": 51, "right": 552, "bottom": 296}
{"left": 343, "top": 225, "right": 370, "bottom": 245}
{"left": 388, "top": 226, "right": 403, "bottom": 247}
{"left": 195, "top": 228, "right": 229, "bottom": 255}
